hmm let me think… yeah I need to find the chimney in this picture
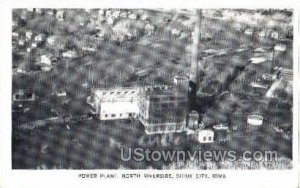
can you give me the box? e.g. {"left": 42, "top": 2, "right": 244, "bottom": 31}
{"left": 189, "top": 9, "right": 202, "bottom": 95}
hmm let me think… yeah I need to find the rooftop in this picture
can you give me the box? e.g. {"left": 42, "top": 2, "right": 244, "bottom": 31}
{"left": 93, "top": 87, "right": 139, "bottom": 102}
{"left": 141, "top": 85, "right": 174, "bottom": 96}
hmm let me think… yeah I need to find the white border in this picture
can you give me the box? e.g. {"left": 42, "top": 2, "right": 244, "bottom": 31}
{"left": 0, "top": 0, "right": 299, "bottom": 188}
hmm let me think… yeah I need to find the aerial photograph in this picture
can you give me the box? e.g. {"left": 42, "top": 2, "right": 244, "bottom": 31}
{"left": 12, "top": 9, "right": 293, "bottom": 169}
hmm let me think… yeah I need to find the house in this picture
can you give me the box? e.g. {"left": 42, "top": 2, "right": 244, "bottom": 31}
{"left": 16, "top": 67, "right": 28, "bottom": 74}
{"left": 25, "top": 31, "right": 33, "bottom": 41}
{"left": 20, "top": 10, "right": 28, "bottom": 20}
{"left": 249, "top": 57, "right": 266, "bottom": 64}
{"left": 201, "top": 32, "right": 213, "bottom": 41}
{"left": 198, "top": 129, "right": 214, "bottom": 143}
{"left": 39, "top": 54, "right": 53, "bottom": 71}
{"left": 244, "top": 28, "right": 253, "bottom": 36}
{"left": 213, "top": 124, "right": 229, "bottom": 142}
{"left": 55, "top": 88, "right": 67, "bottom": 97}
{"left": 128, "top": 13, "right": 137, "bottom": 20}
{"left": 62, "top": 50, "right": 77, "bottom": 58}
{"left": 286, "top": 27, "right": 293, "bottom": 39}
{"left": 106, "top": 17, "right": 114, "bottom": 25}
{"left": 171, "top": 28, "right": 181, "bottom": 37}
{"left": 46, "top": 10, "right": 55, "bottom": 16}
{"left": 262, "top": 73, "right": 277, "bottom": 81}
{"left": 250, "top": 81, "right": 268, "bottom": 89}
{"left": 41, "top": 66, "right": 53, "bottom": 72}
{"left": 35, "top": 9, "right": 43, "bottom": 15}
{"left": 26, "top": 48, "right": 31, "bottom": 52}
{"left": 271, "top": 31, "right": 279, "bottom": 39}
{"left": 247, "top": 114, "right": 263, "bottom": 126}
{"left": 145, "top": 24, "right": 155, "bottom": 36}
{"left": 141, "top": 14, "right": 149, "bottom": 21}
{"left": 112, "top": 10, "right": 121, "bottom": 19}
{"left": 274, "top": 44, "right": 287, "bottom": 52}
{"left": 31, "top": 42, "right": 38, "bottom": 49}
{"left": 105, "top": 10, "right": 112, "bottom": 18}
{"left": 120, "top": 12, "right": 128, "bottom": 18}
{"left": 13, "top": 89, "right": 35, "bottom": 102}
{"left": 56, "top": 10, "right": 64, "bottom": 21}
{"left": 258, "top": 30, "right": 266, "bottom": 38}
{"left": 12, "top": 21, "right": 18, "bottom": 29}
{"left": 94, "top": 31, "right": 106, "bottom": 39}
{"left": 98, "top": 9, "right": 105, "bottom": 16}
{"left": 47, "top": 36, "right": 56, "bottom": 46}
{"left": 188, "top": 110, "right": 199, "bottom": 130}
{"left": 203, "top": 49, "right": 219, "bottom": 56}
{"left": 18, "top": 39, "right": 26, "bottom": 46}
{"left": 40, "top": 55, "right": 52, "bottom": 66}
{"left": 34, "top": 34, "right": 46, "bottom": 42}
{"left": 276, "top": 67, "right": 293, "bottom": 82}
{"left": 82, "top": 46, "right": 96, "bottom": 53}
{"left": 12, "top": 32, "right": 19, "bottom": 38}
{"left": 254, "top": 47, "right": 266, "bottom": 53}
{"left": 234, "top": 24, "right": 245, "bottom": 33}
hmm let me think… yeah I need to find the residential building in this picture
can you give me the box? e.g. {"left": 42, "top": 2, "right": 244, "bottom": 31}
{"left": 271, "top": 31, "right": 279, "bottom": 39}
{"left": 56, "top": 10, "right": 64, "bottom": 21}
{"left": 13, "top": 89, "right": 35, "bottom": 102}
{"left": 275, "top": 67, "right": 293, "bottom": 82}
{"left": 213, "top": 124, "right": 229, "bottom": 142}
{"left": 188, "top": 110, "right": 199, "bottom": 130}
{"left": 25, "top": 31, "right": 33, "bottom": 41}
{"left": 55, "top": 88, "right": 67, "bottom": 97}
{"left": 40, "top": 55, "right": 52, "bottom": 66}
{"left": 12, "top": 32, "right": 19, "bottom": 38}
{"left": 198, "top": 129, "right": 214, "bottom": 143}
{"left": 247, "top": 114, "right": 263, "bottom": 131}
{"left": 34, "top": 34, "right": 46, "bottom": 42}
{"left": 62, "top": 50, "right": 77, "bottom": 58}
{"left": 128, "top": 13, "right": 137, "bottom": 20}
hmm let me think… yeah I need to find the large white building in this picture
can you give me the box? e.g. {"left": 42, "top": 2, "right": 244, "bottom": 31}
{"left": 87, "top": 87, "right": 139, "bottom": 120}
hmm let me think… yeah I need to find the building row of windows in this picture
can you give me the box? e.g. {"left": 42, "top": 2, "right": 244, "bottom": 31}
{"left": 101, "top": 111, "right": 185, "bottom": 121}
{"left": 102, "top": 112, "right": 136, "bottom": 118}
{"left": 202, "top": 136, "right": 213, "bottom": 142}
{"left": 147, "top": 96, "right": 187, "bottom": 103}
{"left": 101, "top": 90, "right": 137, "bottom": 95}
{"left": 145, "top": 124, "right": 184, "bottom": 133}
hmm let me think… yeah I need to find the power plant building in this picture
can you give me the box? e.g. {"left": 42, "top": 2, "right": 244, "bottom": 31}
{"left": 87, "top": 75, "right": 189, "bottom": 134}
{"left": 138, "top": 84, "right": 188, "bottom": 134}
{"left": 87, "top": 88, "right": 139, "bottom": 120}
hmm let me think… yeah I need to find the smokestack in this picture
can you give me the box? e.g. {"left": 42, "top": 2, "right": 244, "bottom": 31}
{"left": 189, "top": 9, "right": 202, "bottom": 95}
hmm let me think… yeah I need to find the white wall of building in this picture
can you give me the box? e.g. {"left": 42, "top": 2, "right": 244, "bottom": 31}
{"left": 100, "top": 101, "right": 139, "bottom": 120}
